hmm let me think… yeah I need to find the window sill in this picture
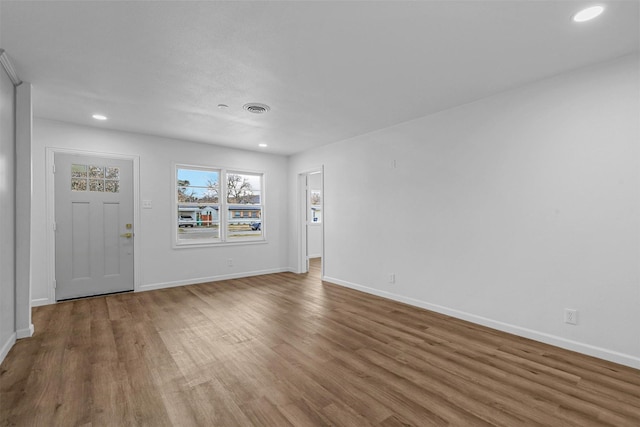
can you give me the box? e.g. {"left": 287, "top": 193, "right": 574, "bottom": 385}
{"left": 173, "top": 238, "right": 268, "bottom": 249}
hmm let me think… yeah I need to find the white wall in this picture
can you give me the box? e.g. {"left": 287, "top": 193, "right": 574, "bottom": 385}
{"left": 288, "top": 54, "right": 640, "bottom": 368}
{"left": 0, "top": 61, "right": 16, "bottom": 362}
{"left": 31, "top": 119, "right": 290, "bottom": 304}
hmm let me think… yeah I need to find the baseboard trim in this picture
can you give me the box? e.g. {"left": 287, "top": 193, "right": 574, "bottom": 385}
{"left": 30, "top": 269, "right": 296, "bottom": 306}
{"left": 322, "top": 275, "right": 640, "bottom": 370}
{"left": 0, "top": 332, "right": 17, "bottom": 365}
{"left": 139, "top": 268, "right": 291, "bottom": 292}
{"left": 31, "top": 297, "right": 51, "bottom": 307}
{"left": 16, "top": 324, "right": 35, "bottom": 339}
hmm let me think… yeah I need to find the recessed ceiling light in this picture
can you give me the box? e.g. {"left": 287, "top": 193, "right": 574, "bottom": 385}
{"left": 217, "top": 104, "right": 229, "bottom": 109}
{"left": 92, "top": 114, "right": 107, "bottom": 121}
{"left": 258, "top": 143, "right": 268, "bottom": 148}
{"left": 573, "top": 5, "right": 604, "bottom": 22}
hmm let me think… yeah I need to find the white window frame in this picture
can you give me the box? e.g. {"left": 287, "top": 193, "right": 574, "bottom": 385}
{"left": 173, "top": 164, "right": 266, "bottom": 248}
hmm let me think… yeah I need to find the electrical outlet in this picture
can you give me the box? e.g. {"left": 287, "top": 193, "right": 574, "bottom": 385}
{"left": 389, "top": 273, "right": 395, "bottom": 284}
{"left": 564, "top": 309, "right": 578, "bottom": 325}
{"left": 227, "top": 258, "right": 233, "bottom": 267}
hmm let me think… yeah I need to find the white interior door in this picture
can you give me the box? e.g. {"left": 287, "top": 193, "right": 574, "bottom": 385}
{"left": 54, "top": 153, "right": 134, "bottom": 300}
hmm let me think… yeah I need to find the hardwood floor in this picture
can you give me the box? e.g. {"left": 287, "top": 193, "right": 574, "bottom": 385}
{"left": 2, "top": 258, "right": 639, "bottom": 426}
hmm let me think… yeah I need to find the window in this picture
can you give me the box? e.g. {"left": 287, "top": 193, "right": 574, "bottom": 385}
{"left": 175, "top": 165, "right": 264, "bottom": 246}
{"left": 71, "top": 164, "right": 120, "bottom": 193}
{"left": 226, "top": 171, "right": 263, "bottom": 240}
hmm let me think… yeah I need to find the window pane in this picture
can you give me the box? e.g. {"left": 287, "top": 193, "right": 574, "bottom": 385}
{"left": 105, "top": 167, "right": 119, "bottom": 180}
{"left": 177, "top": 168, "right": 220, "bottom": 203}
{"left": 89, "top": 179, "right": 104, "bottom": 192}
{"left": 89, "top": 166, "right": 104, "bottom": 179}
{"left": 105, "top": 180, "right": 120, "bottom": 193}
{"left": 227, "top": 206, "right": 262, "bottom": 239}
{"left": 177, "top": 169, "right": 219, "bottom": 189}
{"left": 177, "top": 204, "right": 220, "bottom": 240}
{"left": 227, "top": 172, "right": 261, "bottom": 204}
{"left": 176, "top": 167, "right": 222, "bottom": 244}
{"left": 71, "top": 178, "right": 87, "bottom": 191}
{"left": 71, "top": 164, "right": 87, "bottom": 178}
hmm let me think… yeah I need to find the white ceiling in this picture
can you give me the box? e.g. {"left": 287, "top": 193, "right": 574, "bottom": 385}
{"left": 1, "top": 1, "right": 638, "bottom": 155}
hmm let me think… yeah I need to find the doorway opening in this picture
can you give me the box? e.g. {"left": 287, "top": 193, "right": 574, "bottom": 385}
{"left": 298, "top": 169, "right": 323, "bottom": 276}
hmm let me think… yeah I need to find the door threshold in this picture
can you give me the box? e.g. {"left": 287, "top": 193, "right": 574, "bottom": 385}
{"left": 57, "top": 289, "right": 133, "bottom": 302}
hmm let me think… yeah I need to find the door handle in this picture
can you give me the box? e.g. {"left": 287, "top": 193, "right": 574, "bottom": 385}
{"left": 120, "top": 232, "right": 133, "bottom": 238}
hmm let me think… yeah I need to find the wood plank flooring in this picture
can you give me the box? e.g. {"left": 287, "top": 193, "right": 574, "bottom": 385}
{"left": 2, "top": 258, "right": 639, "bottom": 426}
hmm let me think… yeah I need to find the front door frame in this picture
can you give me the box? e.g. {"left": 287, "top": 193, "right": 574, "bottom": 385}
{"left": 45, "top": 147, "right": 141, "bottom": 303}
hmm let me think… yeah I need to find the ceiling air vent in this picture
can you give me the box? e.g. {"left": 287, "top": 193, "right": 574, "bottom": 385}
{"left": 243, "top": 103, "right": 271, "bottom": 114}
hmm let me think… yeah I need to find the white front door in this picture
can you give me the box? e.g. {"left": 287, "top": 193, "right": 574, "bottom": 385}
{"left": 54, "top": 153, "right": 134, "bottom": 300}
